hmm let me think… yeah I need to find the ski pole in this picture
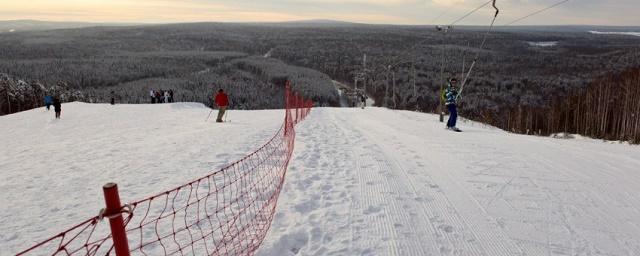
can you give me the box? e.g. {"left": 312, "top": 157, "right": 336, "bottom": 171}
{"left": 205, "top": 108, "right": 213, "bottom": 122}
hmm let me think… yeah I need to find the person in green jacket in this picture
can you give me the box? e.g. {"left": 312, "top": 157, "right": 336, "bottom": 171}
{"left": 445, "top": 78, "right": 461, "bottom": 132}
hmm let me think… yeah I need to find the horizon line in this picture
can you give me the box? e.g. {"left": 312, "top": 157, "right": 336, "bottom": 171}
{"left": 2, "top": 19, "right": 640, "bottom": 28}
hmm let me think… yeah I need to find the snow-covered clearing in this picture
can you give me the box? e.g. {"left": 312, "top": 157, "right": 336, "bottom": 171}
{"left": 259, "top": 108, "right": 640, "bottom": 256}
{"left": 2, "top": 104, "right": 640, "bottom": 255}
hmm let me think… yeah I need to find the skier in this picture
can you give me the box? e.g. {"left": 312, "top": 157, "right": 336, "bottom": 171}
{"left": 359, "top": 92, "right": 367, "bottom": 109}
{"left": 214, "top": 89, "right": 229, "bottom": 123}
{"left": 44, "top": 95, "right": 53, "bottom": 111}
{"left": 163, "top": 90, "right": 170, "bottom": 103}
{"left": 53, "top": 97, "right": 62, "bottom": 119}
{"left": 110, "top": 91, "right": 115, "bottom": 105}
{"left": 150, "top": 89, "right": 156, "bottom": 104}
{"left": 445, "top": 78, "right": 461, "bottom": 132}
{"left": 155, "top": 90, "right": 162, "bottom": 103}
{"left": 169, "top": 89, "right": 174, "bottom": 103}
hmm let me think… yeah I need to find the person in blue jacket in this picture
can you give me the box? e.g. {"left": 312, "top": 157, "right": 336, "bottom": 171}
{"left": 445, "top": 78, "right": 461, "bottom": 132}
{"left": 44, "top": 95, "right": 54, "bottom": 111}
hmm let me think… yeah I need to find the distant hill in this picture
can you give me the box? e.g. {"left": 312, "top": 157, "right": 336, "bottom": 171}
{"left": 252, "top": 19, "right": 364, "bottom": 27}
{"left": 0, "top": 20, "right": 140, "bottom": 33}
{"left": 283, "top": 19, "right": 357, "bottom": 25}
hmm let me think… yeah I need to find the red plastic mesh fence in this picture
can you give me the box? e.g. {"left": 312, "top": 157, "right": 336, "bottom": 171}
{"left": 16, "top": 83, "right": 312, "bottom": 256}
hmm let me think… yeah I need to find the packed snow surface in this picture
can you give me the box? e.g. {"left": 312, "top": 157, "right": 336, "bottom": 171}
{"left": 0, "top": 102, "right": 283, "bottom": 255}
{"left": 2, "top": 104, "right": 640, "bottom": 255}
{"left": 259, "top": 108, "right": 640, "bottom": 255}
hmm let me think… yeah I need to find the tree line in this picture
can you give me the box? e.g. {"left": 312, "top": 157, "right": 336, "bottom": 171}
{"left": 485, "top": 67, "right": 640, "bottom": 144}
{"left": 0, "top": 54, "right": 339, "bottom": 115}
{"left": 0, "top": 73, "right": 83, "bottom": 115}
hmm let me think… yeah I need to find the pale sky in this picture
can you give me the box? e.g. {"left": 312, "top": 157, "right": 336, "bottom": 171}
{"left": 1, "top": 0, "right": 638, "bottom": 26}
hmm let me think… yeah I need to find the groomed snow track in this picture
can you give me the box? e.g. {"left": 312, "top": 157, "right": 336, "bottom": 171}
{"left": 259, "top": 107, "right": 640, "bottom": 256}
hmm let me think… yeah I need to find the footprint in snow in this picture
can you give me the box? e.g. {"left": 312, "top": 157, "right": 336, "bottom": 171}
{"left": 363, "top": 205, "right": 382, "bottom": 215}
{"left": 438, "top": 224, "right": 454, "bottom": 233}
{"left": 294, "top": 200, "right": 318, "bottom": 213}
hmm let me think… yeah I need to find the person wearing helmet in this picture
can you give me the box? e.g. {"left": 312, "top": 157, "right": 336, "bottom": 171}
{"left": 445, "top": 78, "right": 461, "bottom": 132}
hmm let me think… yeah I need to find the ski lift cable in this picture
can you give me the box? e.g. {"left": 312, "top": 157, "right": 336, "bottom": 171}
{"left": 457, "top": 0, "right": 499, "bottom": 99}
{"left": 430, "top": 4, "right": 456, "bottom": 25}
{"left": 449, "top": 0, "right": 493, "bottom": 26}
{"left": 396, "top": 0, "right": 570, "bottom": 66}
{"left": 411, "top": 2, "right": 466, "bottom": 54}
{"left": 502, "top": 0, "right": 570, "bottom": 26}
{"left": 457, "top": 0, "right": 568, "bottom": 97}
{"left": 390, "top": 0, "right": 494, "bottom": 67}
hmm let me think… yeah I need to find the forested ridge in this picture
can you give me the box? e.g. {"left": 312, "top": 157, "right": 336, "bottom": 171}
{"left": 0, "top": 22, "right": 638, "bottom": 142}
{"left": 491, "top": 67, "right": 640, "bottom": 143}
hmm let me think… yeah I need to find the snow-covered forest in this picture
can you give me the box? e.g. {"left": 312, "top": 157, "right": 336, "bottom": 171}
{"left": 0, "top": 23, "right": 639, "bottom": 141}
{"left": 0, "top": 52, "right": 338, "bottom": 113}
{"left": 0, "top": 73, "right": 83, "bottom": 114}
{"left": 498, "top": 67, "right": 640, "bottom": 143}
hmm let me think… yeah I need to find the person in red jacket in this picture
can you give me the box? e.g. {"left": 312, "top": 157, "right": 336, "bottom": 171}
{"left": 214, "top": 89, "right": 229, "bottom": 123}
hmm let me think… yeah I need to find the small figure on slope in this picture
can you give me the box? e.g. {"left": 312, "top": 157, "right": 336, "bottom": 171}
{"left": 44, "top": 95, "right": 53, "bottom": 111}
{"left": 150, "top": 89, "right": 156, "bottom": 104}
{"left": 53, "top": 97, "right": 62, "bottom": 119}
{"left": 445, "top": 78, "right": 461, "bottom": 132}
{"left": 214, "top": 89, "right": 229, "bottom": 123}
{"left": 359, "top": 92, "right": 367, "bottom": 109}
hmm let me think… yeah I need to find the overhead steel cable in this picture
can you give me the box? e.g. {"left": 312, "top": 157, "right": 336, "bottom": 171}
{"left": 384, "top": 0, "right": 495, "bottom": 68}
{"left": 457, "top": 0, "right": 499, "bottom": 99}
{"left": 502, "top": 0, "right": 570, "bottom": 26}
{"left": 430, "top": 4, "right": 456, "bottom": 25}
{"left": 449, "top": 0, "right": 493, "bottom": 26}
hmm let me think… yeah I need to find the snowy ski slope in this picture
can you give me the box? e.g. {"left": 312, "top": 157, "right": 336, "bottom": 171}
{"left": 1, "top": 103, "right": 639, "bottom": 255}
{"left": 0, "top": 103, "right": 284, "bottom": 255}
{"left": 259, "top": 108, "right": 640, "bottom": 256}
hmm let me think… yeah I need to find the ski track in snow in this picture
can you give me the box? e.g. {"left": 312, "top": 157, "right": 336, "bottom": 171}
{"left": 259, "top": 108, "right": 640, "bottom": 256}
{"left": 3, "top": 105, "right": 640, "bottom": 256}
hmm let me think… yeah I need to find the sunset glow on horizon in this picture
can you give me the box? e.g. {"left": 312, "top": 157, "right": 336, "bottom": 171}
{"left": 1, "top": 0, "right": 638, "bottom": 26}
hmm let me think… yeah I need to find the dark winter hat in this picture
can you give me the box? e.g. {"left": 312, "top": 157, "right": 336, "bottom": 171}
{"left": 449, "top": 77, "right": 458, "bottom": 83}
{"left": 218, "top": 89, "right": 224, "bottom": 92}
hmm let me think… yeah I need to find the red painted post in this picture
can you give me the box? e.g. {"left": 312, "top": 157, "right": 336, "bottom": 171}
{"left": 103, "top": 183, "right": 131, "bottom": 256}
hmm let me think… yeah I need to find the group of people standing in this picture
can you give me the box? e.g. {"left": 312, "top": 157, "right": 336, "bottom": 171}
{"left": 44, "top": 95, "right": 62, "bottom": 119}
{"left": 150, "top": 89, "right": 174, "bottom": 104}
